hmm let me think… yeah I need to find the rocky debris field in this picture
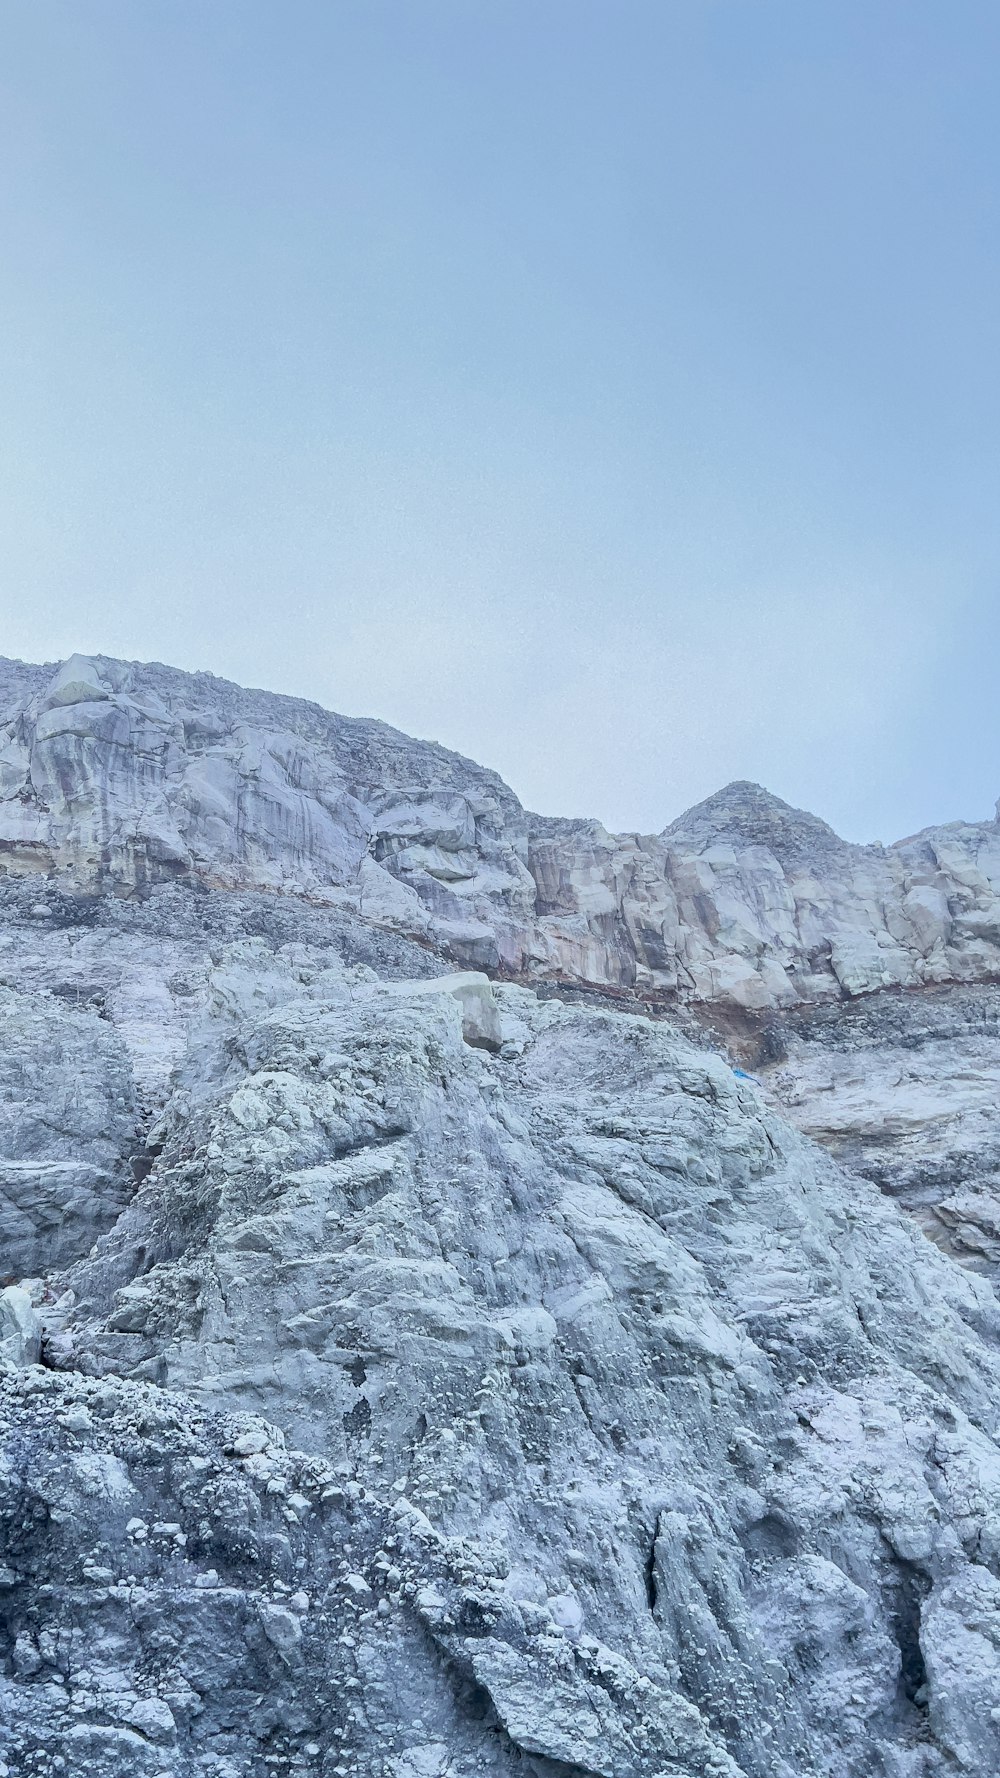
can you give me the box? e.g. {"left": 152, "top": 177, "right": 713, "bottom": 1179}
{"left": 5, "top": 655, "right": 1000, "bottom": 1775}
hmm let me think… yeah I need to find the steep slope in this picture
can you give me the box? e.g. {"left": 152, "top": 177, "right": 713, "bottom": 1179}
{"left": 5, "top": 649, "right": 1000, "bottom": 1260}
{"left": 4, "top": 652, "right": 1000, "bottom": 1008}
{"left": 4, "top": 654, "right": 1000, "bottom": 1776}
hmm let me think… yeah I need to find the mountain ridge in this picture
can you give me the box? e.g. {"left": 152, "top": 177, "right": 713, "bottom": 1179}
{"left": 4, "top": 652, "right": 1000, "bottom": 1019}
{"left": 2, "top": 648, "right": 991, "bottom": 848}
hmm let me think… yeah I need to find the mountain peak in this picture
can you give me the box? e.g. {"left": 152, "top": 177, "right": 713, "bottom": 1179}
{"left": 663, "top": 778, "right": 853, "bottom": 867}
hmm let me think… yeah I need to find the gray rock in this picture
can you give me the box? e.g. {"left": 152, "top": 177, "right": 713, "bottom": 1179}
{"left": 4, "top": 654, "right": 1000, "bottom": 1012}
{"left": 0, "top": 983, "right": 137, "bottom": 1274}
{"left": 4, "top": 652, "right": 1000, "bottom": 1774}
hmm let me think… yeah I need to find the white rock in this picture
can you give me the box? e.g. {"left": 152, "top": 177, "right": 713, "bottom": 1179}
{"left": 342, "top": 1573, "right": 372, "bottom": 1597}
{"left": 0, "top": 1286, "right": 41, "bottom": 1367}
{"left": 4, "top": 653, "right": 1000, "bottom": 1776}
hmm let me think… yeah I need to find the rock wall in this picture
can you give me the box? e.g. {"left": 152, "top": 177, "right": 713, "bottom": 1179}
{"left": 4, "top": 655, "right": 1000, "bottom": 1775}
{"left": 5, "top": 653, "right": 1000, "bottom": 1010}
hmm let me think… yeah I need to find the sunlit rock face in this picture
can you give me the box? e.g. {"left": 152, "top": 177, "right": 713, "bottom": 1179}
{"left": 6, "top": 653, "right": 1000, "bottom": 1776}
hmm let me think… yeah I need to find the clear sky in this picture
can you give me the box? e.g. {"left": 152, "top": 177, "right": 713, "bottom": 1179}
{"left": 1, "top": 1, "right": 998, "bottom": 843}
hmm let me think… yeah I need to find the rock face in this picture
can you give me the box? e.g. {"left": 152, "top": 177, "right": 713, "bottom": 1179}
{"left": 4, "top": 653, "right": 1000, "bottom": 1776}
{"left": 0, "top": 652, "right": 533, "bottom": 972}
{"left": 0, "top": 979, "right": 137, "bottom": 1277}
{"left": 6, "top": 652, "right": 1000, "bottom": 1007}
{"left": 751, "top": 986, "right": 1000, "bottom": 1277}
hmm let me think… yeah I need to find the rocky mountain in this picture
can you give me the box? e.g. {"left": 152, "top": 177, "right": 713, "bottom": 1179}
{"left": 4, "top": 653, "right": 1000, "bottom": 1777}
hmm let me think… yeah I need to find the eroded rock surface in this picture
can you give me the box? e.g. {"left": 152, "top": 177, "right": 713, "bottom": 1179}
{"left": 4, "top": 654, "right": 1000, "bottom": 1775}
{"left": 6, "top": 653, "right": 1000, "bottom": 1009}
{"left": 752, "top": 986, "right": 1000, "bottom": 1276}
{"left": 0, "top": 979, "right": 137, "bottom": 1277}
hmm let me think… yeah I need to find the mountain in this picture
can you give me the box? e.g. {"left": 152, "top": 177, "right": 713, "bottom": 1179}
{"left": 5, "top": 651, "right": 1000, "bottom": 1006}
{"left": 3, "top": 653, "right": 1000, "bottom": 1777}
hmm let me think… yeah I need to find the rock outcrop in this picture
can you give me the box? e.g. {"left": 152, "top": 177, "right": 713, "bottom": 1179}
{"left": 4, "top": 653, "right": 1000, "bottom": 1776}
{"left": 5, "top": 653, "right": 1000, "bottom": 1010}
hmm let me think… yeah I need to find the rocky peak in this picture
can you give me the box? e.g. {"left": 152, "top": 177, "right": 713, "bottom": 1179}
{"left": 664, "top": 779, "right": 856, "bottom": 869}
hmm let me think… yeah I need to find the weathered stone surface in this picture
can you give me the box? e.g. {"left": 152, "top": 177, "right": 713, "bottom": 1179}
{"left": 4, "top": 654, "right": 1000, "bottom": 1774}
{"left": 0, "top": 960, "right": 998, "bottom": 1775}
{"left": 0, "top": 981, "right": 138, "bottom": 1275}
{"left": 750, "top": 986, "right": 1000, "bottom": 1279}
{"left": 0, "top": 654, "right": 531, "bottom": 971}
{"left": 0, "top": 1286, "right": 40, "bottom": 1366}
{"left": 6, "top": 655, "right": 1000, "bottom": 1010}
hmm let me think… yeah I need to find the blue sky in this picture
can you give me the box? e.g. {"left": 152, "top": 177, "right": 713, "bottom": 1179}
{"left": 1, "top": 1, "right": 998, "bottom": 841}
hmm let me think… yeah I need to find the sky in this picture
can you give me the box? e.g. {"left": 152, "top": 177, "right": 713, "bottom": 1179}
{"left": 0, "top": 1, "right": 998, "bottom": 843}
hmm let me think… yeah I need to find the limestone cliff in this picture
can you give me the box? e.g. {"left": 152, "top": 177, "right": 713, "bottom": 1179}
{"left": 4, "top": 653, "right": 1000, "bottom": 1009}
{"left": 4, "top": 654, "right": 1000, "bottom": 1777}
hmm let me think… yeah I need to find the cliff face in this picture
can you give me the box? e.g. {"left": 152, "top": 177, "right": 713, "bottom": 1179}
{"left": 5, "top": 653, "right": 1000, "bottom": 1011}
{"left": 4, "top": 654, "right": 1000, "bottom": 1778}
